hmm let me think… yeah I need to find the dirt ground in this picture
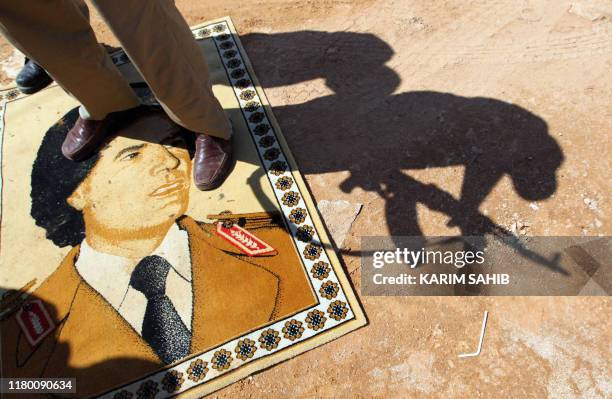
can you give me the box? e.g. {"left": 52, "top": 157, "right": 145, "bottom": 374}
{"left": 1, "top": 0, "right": 611, "bottom": 398}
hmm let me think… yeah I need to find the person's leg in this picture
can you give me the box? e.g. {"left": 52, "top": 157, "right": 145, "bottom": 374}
{"left": 13, "top": 1, "right": 89, "bottom": 95}
{"left": 90, "top": 0, "right": 232, "bottom": 139}
{"left": 0, "top": 0, "right": 139, "bottom": 119}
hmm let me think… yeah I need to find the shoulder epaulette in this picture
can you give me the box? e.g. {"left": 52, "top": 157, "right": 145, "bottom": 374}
{"left": 206, "top": 211, "right": 285, "bottom": 230}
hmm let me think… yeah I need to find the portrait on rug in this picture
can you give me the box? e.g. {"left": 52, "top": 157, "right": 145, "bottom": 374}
{"left": 0, "top": 108, "right": 316, "bottom": 395}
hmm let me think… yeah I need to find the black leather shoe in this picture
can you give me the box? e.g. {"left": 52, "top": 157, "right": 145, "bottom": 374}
{"left": 16, "top": 59, "right": 53, "bottom": 95}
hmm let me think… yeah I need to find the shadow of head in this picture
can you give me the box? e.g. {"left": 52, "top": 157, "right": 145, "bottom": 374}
{"left": 242, "top": 31, "right": 400, "bottom": 96}
{"left": 508, "top": 136, "right": 563, "bottom": 201}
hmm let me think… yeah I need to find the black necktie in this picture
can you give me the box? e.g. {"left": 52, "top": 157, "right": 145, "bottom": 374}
{"left": 129, "top": 255, "right": 192, "bottom": 364}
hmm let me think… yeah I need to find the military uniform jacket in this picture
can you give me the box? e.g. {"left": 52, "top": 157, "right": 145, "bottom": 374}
{"left": 0, "top": 214, "right": 316, "bottom": 397}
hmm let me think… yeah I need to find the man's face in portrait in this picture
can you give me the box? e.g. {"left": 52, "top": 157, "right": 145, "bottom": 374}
{"left": 67, "top": 113, "right": 192, "bottom": 235}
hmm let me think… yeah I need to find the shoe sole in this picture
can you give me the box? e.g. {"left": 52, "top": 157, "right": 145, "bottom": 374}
{"left": 17, "top": 77, "right": 53, "bottom": 95}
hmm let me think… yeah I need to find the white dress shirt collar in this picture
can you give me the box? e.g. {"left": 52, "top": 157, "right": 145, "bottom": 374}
{"left": 75, "top": 223, "right": 192, "bottom": 310}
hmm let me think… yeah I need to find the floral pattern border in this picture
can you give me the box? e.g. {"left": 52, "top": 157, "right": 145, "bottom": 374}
{"left": 101, "top": 21, "right": 355, "bottom": 399}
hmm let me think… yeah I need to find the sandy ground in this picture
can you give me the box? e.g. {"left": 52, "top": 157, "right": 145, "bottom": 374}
{"left": 1, "top": 0, "right": 611, "bottom": 398}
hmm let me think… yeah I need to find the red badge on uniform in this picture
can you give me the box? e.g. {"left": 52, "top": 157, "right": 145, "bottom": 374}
{"left": 215, "top": 222, "right": 277, "bottom": 256}
{"left": 16, "top": 299, "right": 55, "bottom": 346}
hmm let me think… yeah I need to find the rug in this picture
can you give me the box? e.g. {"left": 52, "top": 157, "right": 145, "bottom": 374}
{"left": 0, "top": 17, "right": 365, "bottom": 398}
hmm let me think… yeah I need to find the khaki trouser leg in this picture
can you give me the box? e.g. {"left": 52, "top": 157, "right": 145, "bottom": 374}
{"left": 0, "top": 0, "right": 140, "bottom": 119}
{"left": 91, "top": 0, "right": 232, "bottom": 139}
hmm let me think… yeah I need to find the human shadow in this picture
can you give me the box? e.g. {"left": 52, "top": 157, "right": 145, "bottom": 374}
{"left": 0, "top": 289, "right": 163, "bottom": 398}
{"left": 104, "top": 30, "right": 565, "bottom": 274}
{"left": 237, "top": 31, "right": 565, "bottom": 273}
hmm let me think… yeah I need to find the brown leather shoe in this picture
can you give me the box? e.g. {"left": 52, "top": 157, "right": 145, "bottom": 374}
{"left": 61, "top": 107, "right": 138, "bottom": 161}
{"left": 192, "top": 133, "right": 233, "bottom": 191}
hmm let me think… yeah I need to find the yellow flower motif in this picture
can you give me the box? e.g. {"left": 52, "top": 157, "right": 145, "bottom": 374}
{"left": 303, "top": 243, "right": 322, "bottom": 260}
{"left": 223, "top": 50, "right": 237, "bottom": 59}
{"left": 282, "top": 319, "right": 305, "bottom": 341}
{"left": 310, "top": 261, "right": 331, "bottom": 280}
{"left": 289, "top": 208, "right": 307, "bottom": 224}
{"left": 248, "top": 111, "right": 265, "bottom": 124}
{"left": 113, "top": 390, "right": 133, "bottom": 399}
{"left": 231, "top": 68, "right": 246, "bottom": 79}
{"left": 269, "top": 161, "right": 288, "bottom": 176}
{"left": 136, "top": 380, "right": 158, "bottom": 399}
{"left": 161, "top": 370, "right": 184, "bottom": 393}
{"left": 227, "top": 59, "right": 242, "bottom": 69}
{"left": 319, "top": 281, "right": 339, "bottom": 299}
{"left": 220, "top": 41, "right": 234, "bottom": 50}
{"left": 258, "top": 135, "right": 276, "bottom": 148}
{"left": 296, "top": 225, "right": 314, "bottom": 242}
{"left": 235, "top": 78, "right": 251, "bottom": 89}
{"left": 186, "top": 358, "right": 209, "bottom": 382}
{"left": 305, "top": 309, "right": 327, "bottom": 331}
{"left": 235, "top": 338, "right": 257, "bottom": 360}
{"left": 244, "top": 100, "right": 260, "bottom": 112}
{"left": 240, "top": 89, "right": 256, "bottom": 101}
{"left": 211, "top": 349, "right": 233, "bottom": 371}
{"left": 328, "top": 300, "right": 349, "bottom": 321}
{"left": 275, "top": 176, "right": 294, "bottom": 191}
{"left": 258, "top": 328, "right": 281, "bottom": 350}
{"left": 282, "top": 191, "right": 300, "bottom": 207}
{"left": 263, "top": 147, "right": 281, "bottom": 161}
